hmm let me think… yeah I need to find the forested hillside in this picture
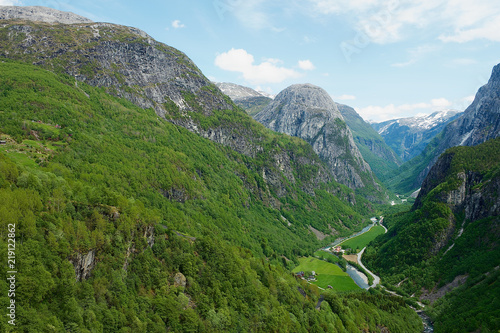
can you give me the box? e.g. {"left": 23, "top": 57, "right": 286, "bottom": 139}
{"left": 0, "top": 60, "right": 422, "bottom": 332}
{"left": 364, "top": 139, "right": 500, "bottom": 332}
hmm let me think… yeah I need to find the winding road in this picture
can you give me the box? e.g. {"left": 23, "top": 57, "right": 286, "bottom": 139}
{"left": 355, "top": 216, "right": 386, "bottom": 288}
{"left": 357, "top": 247, "right": 380, "bottom": 288}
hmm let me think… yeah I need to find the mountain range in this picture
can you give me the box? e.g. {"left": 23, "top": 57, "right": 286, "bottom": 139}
{"left": 372, "top": 110, "right": 463, "bottom": 162}
{"left": 0, "top": 5, "right": 499, "bottom": 333}
{"left": 383, "top": 64, "right": 500, "bottom": 194}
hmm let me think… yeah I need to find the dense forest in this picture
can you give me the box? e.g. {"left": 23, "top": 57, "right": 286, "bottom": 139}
{"left": 0, "top": 60, "right": 423, "bottom": 331}
{"left": 364, "top": 139, "right": 500, "bottom": 332}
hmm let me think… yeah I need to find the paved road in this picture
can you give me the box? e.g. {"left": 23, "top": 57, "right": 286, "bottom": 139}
{"left": 356, "top": 217, "right": 386, "bottom": 288}
{"left": 357, "top": 247, "right": 380, "bottom": 288}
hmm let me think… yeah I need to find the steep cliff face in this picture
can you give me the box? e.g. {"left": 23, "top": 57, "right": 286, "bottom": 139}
{"left": 255, "top": 84, "right": 383, "bottom": 198}
{"left": 414, "top": 64, "right": 500, "bottom": 186}
{"left": 415, "top": 141, "right": 500, "bottom": 223}
{"left": 364, "top": 139, "right": 499, "bottom": 333}
{"left": 0, "top": 16, "right": 232, "bottom": 118}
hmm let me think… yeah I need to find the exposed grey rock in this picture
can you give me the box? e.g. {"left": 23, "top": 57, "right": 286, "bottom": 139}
{"left": 0, "top": 6, "right": 93, "bottom": 24}
{"left": 144, "top": 225, "right": 155, "bottom": 248}
{"left": 71, "top": 250, "right": 96, "bottom": 281}
{"left": 415, "top": 64, "right": 500, "bottom": 186}
{"left": 174, "top": 272, "right": 187, "bottom": 288}
{"left": 255, "top": 84, "right": 379, "bottom": 193}
{"left": 215, "top": 82, "right": 268, "bottom": 100}
{"left": 216, "top": 82, "right": 273, "bottom": 116}
{"left": 416, "top": 150, "right": 500, "bottom": 223}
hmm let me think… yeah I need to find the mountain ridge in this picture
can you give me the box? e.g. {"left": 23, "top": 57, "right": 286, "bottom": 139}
{"left": 0, "top": 5, "right": 93, "bottom": 24}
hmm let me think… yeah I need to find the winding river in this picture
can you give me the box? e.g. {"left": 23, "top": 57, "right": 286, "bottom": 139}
{"left": 319, "top": 217, "right": 434, "bottom": 332}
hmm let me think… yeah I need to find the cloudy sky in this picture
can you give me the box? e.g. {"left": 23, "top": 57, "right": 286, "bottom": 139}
{"left": 4, "top": 0, "right": 500, "bottom": 122}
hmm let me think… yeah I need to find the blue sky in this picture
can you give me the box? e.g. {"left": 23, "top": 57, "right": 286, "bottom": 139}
{"left": 4, "top": 0, "right": 500, "bottom": 122}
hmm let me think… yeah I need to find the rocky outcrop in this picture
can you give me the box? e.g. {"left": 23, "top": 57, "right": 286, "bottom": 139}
{"left": 420, "top": 274, "right": 469, "bottom": 304}
{"left": 0, "top": 6, "right": 93, "bottom": 24}
{"left": 415, "top": 64, "right": 500, "bottom": 186}
{"left": 415, "top": 146, "right": 500, "bottom": 223}
{"left": 0, "top": 10, "right": 233, "bottom": 119}
{"left": 215, "top": 82, "right": 269, "bottom": 100}
{"left": 71, "top": 250, "right": 96, "bottom": 281}
{"left": 174, "top": 272, "right": 187, "bottom": 288}
{"left": 255, "top": 84, "right": 381, "bottom": 193}
{"left": 215, "top": 82, "right": 272, "bottom": 116}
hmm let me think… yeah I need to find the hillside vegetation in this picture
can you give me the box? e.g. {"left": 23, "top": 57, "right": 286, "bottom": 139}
{"left": 364, "top": 139, "right": 500, "bottom": 332}
{"left": 0, "top": 60, "right": 423, "bottom": 332}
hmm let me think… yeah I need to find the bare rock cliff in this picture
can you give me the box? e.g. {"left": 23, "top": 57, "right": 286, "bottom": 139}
{"left": 255, "top": 84, "right": 381, "bottom": 194}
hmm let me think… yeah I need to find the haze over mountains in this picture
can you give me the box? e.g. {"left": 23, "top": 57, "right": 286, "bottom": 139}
{"left": 0, "top": 5, "right": 499, "bottom": 333}
{"left": 372, "top": 110, "right": 463, "bottom": 162}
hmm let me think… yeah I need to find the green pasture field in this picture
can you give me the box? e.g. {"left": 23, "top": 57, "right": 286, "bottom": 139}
{"left": 314, "top": 250, "right": 340, "bottom": 263}
{"left": 293, "top": 257, "right": 360, "bottom": 291}
{"left": 340, "top": 225, "right": 386, "bottom": 250}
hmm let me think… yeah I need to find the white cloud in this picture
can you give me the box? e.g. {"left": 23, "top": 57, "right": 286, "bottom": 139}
{"left": 452, "top": 95, "right": 476, "bottom": 111}
{"left": 309, "top": 0, "right": 500, "bottom": 44}
{"left": 463, "top": 95, "right": 475, "bottom": 103}
{"left": 308, "top": 0, "right": 379, "bottom": 14}
{"left": 0, "top": 0, "right": 19, "bottom": 4}
{"left": 440, "top": 19, "right": 500, "bottom": 42}
{"left": 438, "top": 0, "right": 500, "bottom": 42}
{"left": 357, "top": 97, "right": 453, "bottom": 122}
{"left": 391, "top": 44, "right": 439, "bottom": 67}
{"left": 171, "top": 20, "right": 185, "bottom": 29}
{"left": 450, "top": 58, "right": 478, "bottom": 66}
{"left": 228, "top": 0, "right": 285, "bottom": 31}
{"left": 298, "top": 60, "right": 315, "bottom": 70}
{"left": 334, "top": 94, "right": 356, "bottom": 101}
{"left": 214, "top": 48, "right": 302, "bottom": 84}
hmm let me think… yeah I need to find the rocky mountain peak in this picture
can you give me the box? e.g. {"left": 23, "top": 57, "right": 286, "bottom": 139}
{"left": 256, "top": 84, "right": 384, "bottom": 200}
{"left": 215, "top": 82, "right": 267, "bottom": 100}
{"left": 0, "top": 5, "right": 93, "bottom": 24}
{"left": 274, "top": 83, "right": 343, "bottom": 120}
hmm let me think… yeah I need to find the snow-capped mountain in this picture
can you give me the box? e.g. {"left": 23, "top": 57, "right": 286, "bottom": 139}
{"left": 372, "top": 110, "right": 463, "bottom": 161}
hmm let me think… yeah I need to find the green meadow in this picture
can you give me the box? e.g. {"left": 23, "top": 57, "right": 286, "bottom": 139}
{"left": 313, "top": 250, "right": 340, "bottom": 263}
{"left": 292, "top": 257, "right": 360, "bottom": 291}
{"left": 340, "top": 225, "right": 386, "bottom": 251}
